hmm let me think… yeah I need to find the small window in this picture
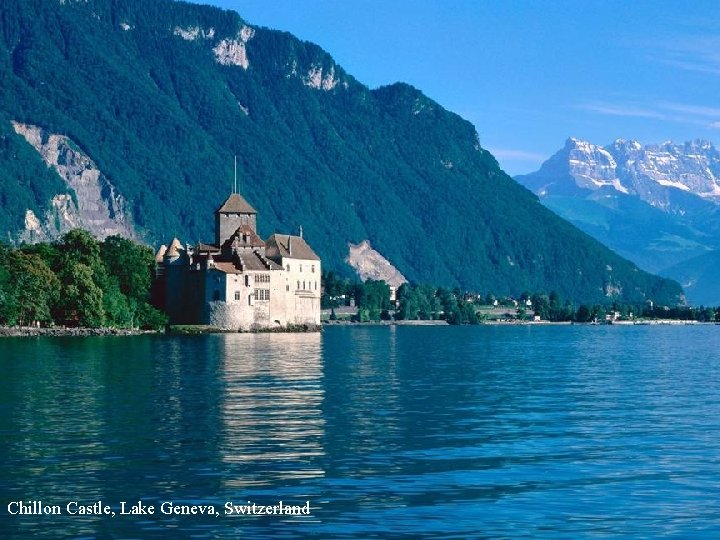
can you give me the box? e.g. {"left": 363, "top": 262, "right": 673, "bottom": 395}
{"left": 300, "top": 264, "right": 303, "bottom": 272}
{"left": 315, "top": 281, "right": 317, "bottom": 290}
{"left": 234, "top": 291, "right": 241, "bottom": 301}
{"left": 311, "top": 265, "right": 315, "bottom": 273}
{"left": 286, "top": 264, "right": 290, "bottom": 272}
{"left": 286, "top": 285, "right": 289, "bottom": 292}
{"left": 303, "top": 281, "right": 306, "bottom": 290}
{"left": 245, "top": 275, "right": 250, "bottom": 287}
{"left": 297, "top": 280, "right": 300, "bottom": 289}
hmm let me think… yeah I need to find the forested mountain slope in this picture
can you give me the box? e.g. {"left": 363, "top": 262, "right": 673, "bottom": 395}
{"left": 0, "top": 0, "right": 682, "bottom": 304}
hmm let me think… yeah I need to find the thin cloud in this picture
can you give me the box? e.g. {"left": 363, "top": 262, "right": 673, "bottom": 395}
{"left": 659, "top": 102, "right": 720, "bottom": 118}
{"left": 577, "top": 103, "right": 665, "bottom": 119}
{"left": 579, "top": 100, "right": 720, "bottom": 128}
{"left": 645, "top": 34, "right": 720, "bottom": 76}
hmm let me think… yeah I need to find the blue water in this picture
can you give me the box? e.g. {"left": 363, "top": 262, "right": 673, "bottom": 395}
{"left": 1, "top": 325, "right": 720, "bottom": 538}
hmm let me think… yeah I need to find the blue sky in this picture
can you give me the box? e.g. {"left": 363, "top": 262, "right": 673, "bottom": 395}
{"left": 190, "top": 1, "right": 720, "bottom": 175}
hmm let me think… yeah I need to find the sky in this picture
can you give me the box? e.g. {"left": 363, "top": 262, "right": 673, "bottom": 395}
{"left": 189, "top": 0, "right": 720, "bottom": 175}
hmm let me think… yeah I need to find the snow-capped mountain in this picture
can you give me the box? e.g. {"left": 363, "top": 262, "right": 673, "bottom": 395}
{"left": 516, "top": 138, "right": 720, "bottom": 305}
{"left": 520, "top": 137, "right": 720, "bottom": 211}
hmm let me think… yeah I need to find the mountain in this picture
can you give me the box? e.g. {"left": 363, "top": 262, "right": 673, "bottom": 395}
{"left": 0, "top": 0, "right": 682, "bottom": 305}
{"left": 516, "top": 138, "right": 720, "bottom": 304}
{"left": 661, "top": 251, "right": 720, "bottom": 307}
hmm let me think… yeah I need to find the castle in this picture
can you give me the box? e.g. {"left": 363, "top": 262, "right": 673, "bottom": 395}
{"left": 155, "top": 192, "right": 321, "bottom": 330}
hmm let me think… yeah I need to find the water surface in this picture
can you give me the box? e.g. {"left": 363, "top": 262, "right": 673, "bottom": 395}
{"left": 1, "top": 325, "right": 719, "bottom": 538}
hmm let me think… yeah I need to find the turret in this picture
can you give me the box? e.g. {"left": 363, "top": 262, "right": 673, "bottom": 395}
{"left": 215, "top": 193, "right": 257, "bottom": 246}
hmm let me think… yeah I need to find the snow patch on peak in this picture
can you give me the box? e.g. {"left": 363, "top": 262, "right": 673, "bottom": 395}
{"left": 213, "top": 25, "right": 254, "bottom": 69}
{"left": 566, "top": 140, "right": 629, "bottom": 194}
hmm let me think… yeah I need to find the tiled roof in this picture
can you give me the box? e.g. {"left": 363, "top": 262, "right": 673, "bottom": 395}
{"left": 215, "top": 193, "right": 257, "bottom": 214}
{"left": 213, "top": 262, "right": 242, "bottom": 274}
{"left": 222, "top": 225, "right": 265, "bottom": 249}
{"left": 197, "top": 242, "right": 219, "bottom": 252}
{"left": 166, "top": 238, "right": 183, "bottom": 257}
{"left": 241, "top": 251, "right": 282, "bottom": 271}
{"left": 211, "top": 252, "right": 282, "bottom": 274}
{"left": 155, "top": 245, "right": 167, "bottom": 262}
{"left": 266, "top": 234, "right": 320, "bottom": 261}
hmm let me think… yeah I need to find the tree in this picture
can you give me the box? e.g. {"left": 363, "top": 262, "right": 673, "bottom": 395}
{"left": 5, "top": 251, "right": 60, "bottom": 326}
{"left": 575, "top": 305, "right": 592, "bottom": 323}
{"left": 56, "top": 261, "right": 105, "bottom": 327}
{"left": 101, "top": 235, "right": 154, "bottom": 302}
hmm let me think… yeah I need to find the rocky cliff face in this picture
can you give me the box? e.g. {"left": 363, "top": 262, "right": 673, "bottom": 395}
{"left": 345, "top": 241, "right": 407, "bottom": 287}
{"left": 12, "top": 122, "right": 136, "bottom": 243}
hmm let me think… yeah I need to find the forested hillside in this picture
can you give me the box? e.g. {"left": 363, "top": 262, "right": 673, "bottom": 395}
{"left": 0, "top": 0, "right": 682, "bottom": 304}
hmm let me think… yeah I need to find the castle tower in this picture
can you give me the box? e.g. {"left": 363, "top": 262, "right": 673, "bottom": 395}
{"left": 215, "top": 193, "right": 257, "bottom": 246}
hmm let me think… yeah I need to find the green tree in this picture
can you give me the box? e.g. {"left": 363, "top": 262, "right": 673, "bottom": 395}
{"left": 6, "top": 251, "right": 60, "bottom": 325}
{"left": 56, "top": 261, "right": 105, "bottom": 327}
{"left": 575, "top": 305, "right": 592, "bottom": 322}
{"left": 101, "top": 235, "right": 154, "bottom": 302}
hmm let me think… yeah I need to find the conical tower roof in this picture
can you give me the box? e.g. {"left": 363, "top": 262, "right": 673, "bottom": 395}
{"left": 215, "top": 193, "right": 257, "bottom": 214}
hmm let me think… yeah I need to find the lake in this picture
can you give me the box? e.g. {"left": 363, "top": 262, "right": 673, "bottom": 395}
{"left": 1, "top": 325, "right": 720, "bottom": 538}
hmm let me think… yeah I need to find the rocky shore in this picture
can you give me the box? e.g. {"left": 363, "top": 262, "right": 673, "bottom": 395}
{"left": 0, "top": 326, "right": 153, "bottom": 338}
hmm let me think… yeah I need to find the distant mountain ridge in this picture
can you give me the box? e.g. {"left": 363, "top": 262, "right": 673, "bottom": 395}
{"left": 516, "top": 137, "right": 720, "bottom": 304}
{"left": 0, "top": 0, "right": 682, "bottom": 305}
{"left": 521, "top": 137, "right": 720, "bottom": 207}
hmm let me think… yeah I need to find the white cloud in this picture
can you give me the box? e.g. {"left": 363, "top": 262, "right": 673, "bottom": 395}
{"left": 578, "top": 103, "right": 665, "bottom": 119}
{"left": 579, "top": 99, "right": 720, "bottom": 129}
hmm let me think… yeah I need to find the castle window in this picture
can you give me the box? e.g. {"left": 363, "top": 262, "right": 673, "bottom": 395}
{"left": 286, "top": 264, "right": 290, "bottom": 272}
{"left": 315, "top": 281, "right": 317, "bottom": 290}
{"left": 300, "top": 264, "right": 303, "bottom": 272}
{"left": 245, "top": 275, "right": 250, "bottom": 287}
{"left": 254, "top": 289, "right": 270, "bottom": 301}
{"left": 286, "top": 285, "right": 289, "bottom": 292}
{"left": 303, "top": 281, "right": 306, "bottom": 290}
{"left": 311, "top": 265, "right": 315, "bottom": 273}
{"left": 234, "top": 291, "right": 241, "bottom": 301}
{"left": 297, "top": 280, "right": 300, "bottom": 289}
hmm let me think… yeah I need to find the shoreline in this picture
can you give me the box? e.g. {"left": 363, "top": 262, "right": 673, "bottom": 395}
{"left": 0, "top": 326, "right": 157, "bottom": 338}
{"left": 323, "top": 319, "right": 719, "bottom": 327}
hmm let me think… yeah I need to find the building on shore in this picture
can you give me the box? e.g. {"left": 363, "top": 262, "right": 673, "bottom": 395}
{"left": 155, "top": 192, "right": 321, "bottom": 330}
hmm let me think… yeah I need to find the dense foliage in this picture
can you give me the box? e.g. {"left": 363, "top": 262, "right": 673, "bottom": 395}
{"left": 0, "top": 0, "right": 683, "bottom": 304}
{"left": 322, "top": 272, "right": 719, "bottom": 324}
{"left": 0, "top": 231, "right": 167, "bottom": 329}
